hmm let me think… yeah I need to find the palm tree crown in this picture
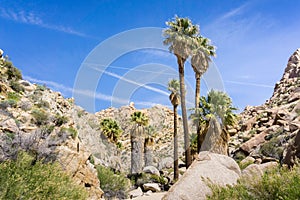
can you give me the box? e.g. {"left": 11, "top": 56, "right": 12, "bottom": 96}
{"left": 199, "top": 90, "right": 237, "bottom": 127}
{"left": 191, "top": 36, "right": 216, "bottom": 76}
{"left": 163, "top": 16, "right": 199, "bottom": 61}
{"left": 168, "top": 79, "right": 180, "bottom": 107}
{"left": 100, "top": 118, "right": 122, "bottom": 143}
{"left": 131, "top": 111, "right": 149, "bottom": 127}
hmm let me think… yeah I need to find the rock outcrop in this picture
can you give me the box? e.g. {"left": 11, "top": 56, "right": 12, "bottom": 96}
{"left": 201, "top": 116, "right": 229, "bottom": 155}
{"left": 229, "top": 48, "right": 300, "bottom": 166}
{"left": 162, "top": 151, "right": 241, "bottom": 200}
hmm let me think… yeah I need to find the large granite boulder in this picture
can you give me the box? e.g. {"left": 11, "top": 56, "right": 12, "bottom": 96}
{"left": 201, "top": 117, "right": 229, "bottom": 155}
{"left": 162, "top": 151, "right": 241, "bottom": 200}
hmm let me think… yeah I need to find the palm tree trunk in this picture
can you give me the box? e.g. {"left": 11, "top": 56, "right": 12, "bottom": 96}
{"left": 173, "top": 105, "right": 179, "bottom": 180}
{"left": 195, "top": 72, "right": 201, "bottom": 153}
{"left": 177, "top": 56, "right": 191, "bottom": 168}
{"left": 144, "top": 137, "right": 153, "bottom": 167}
{"left": 131, "top": 125, "right": 144, "bottom": 174}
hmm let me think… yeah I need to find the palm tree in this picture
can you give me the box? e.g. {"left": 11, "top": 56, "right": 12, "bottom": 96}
{"left": 168, "top": 79, "right": 180, "bottom": 180}
{"left": 100, "top": 118, "right": 122, "bottom": 143}
{"left": 196, "top": 90, "right": 238, "bottom": 151}
{"left": 130, "top": 111, "right": 149, "bottom": 174}
{"left": 163, "top": 16, "right": 199, "bottom": 168}
{"left": 191, "top": 36, "right": 216, "bottom": 153}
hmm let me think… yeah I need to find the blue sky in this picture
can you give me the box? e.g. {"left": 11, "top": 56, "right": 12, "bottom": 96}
{"left": 1, "top": 0, "right": 300, "bottom": 113}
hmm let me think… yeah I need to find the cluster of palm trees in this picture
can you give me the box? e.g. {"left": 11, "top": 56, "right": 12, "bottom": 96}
{"left": 164, "top": 16, "right": 216, "bottom": 169}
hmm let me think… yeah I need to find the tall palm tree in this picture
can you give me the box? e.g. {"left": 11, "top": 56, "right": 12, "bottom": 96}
{"left": 191, "top": 36, "right": 216, "bottom": 152}
{"left": 130, "top": 111, "right": 149, "bottom": 174}
{"left": 164, "top": 16, "right": 199, "bottom": 168}
{"left": 168, "top": 79, "right": 180, "bottom": 180}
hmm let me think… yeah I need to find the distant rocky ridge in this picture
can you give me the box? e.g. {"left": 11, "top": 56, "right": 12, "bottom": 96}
{"left": 94, "top": 104, "right": 187, "bottom": 172}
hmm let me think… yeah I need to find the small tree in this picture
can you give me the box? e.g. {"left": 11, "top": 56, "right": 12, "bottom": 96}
{"left": 130, "top": 111, "right": 149, "bottom": 174}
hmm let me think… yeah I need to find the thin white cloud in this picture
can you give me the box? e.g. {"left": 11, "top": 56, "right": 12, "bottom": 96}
{"left": 23, "top": 75, "right": 160, "bottom": 107}
{"left": 0, "top": 7, "right": 89, "bottom": 38}
{"left": 89, "top": 65, "right": 170, "bottom": 96}
{"left": 218, "top": 2, "right": 249, "bottom": 21}
{"left": 225, "top": 80, "right": 273, "bottom": 88}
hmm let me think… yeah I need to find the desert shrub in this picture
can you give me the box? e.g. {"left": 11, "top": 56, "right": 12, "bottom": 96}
{"left": 77, "top": 109, "right": 85, "bottom": 118}
{"left": 59, "top": 127, "right": 78, "bottom": 139}
{"left": 0, "top": 151, "right": 88, "bottom": 199}
{"left": 0, "top": 99, "right": 18, "bottom": 109}
{"left": 35, "top": 99, "right": 50, "bottom": 109}
{"left": 207, "top": 165, "right": 300, "bottom": 200}
{"left": 41, "top": 125, "right": 55, "bottom": 136}
{"left": 131, "top": 172, "right": 165, "bottom": 187}
{"left": 96, "top": 165, "right": 130, "bottom": 199}
{"left": 31, "top": 108, "right": 49, "bottom": 126}
{"left": 259, "top": 139, "right": 284, "bottom": 160}
{"left": 7, "top": 91, "right": 20, "bottom": 101}
{"left": 9, "top": 81, "right": 24, "bottom": 93}
{"left": 35, "top": 84, "right": 47, "bottom": 91}
{"left": 4, "top": 61, "right": 22, "bottom": 80}
{"left": 54, "top": 114, "right": 69, "bottom": 126}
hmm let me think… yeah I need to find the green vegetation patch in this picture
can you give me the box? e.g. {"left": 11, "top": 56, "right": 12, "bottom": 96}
{"left": 0, "top": 151, "right": 88, "bottom": 200}
{"left": 207, "top": 165, "right": 300, "bottom": 200}
{"left": 96, "top": 165, "right": 130, "bottom": 199}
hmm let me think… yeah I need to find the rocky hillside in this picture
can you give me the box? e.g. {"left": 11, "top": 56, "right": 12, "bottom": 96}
{"left": 229, "top": 48, "right": 300, "bottom": 165}
{"left": 0, "top": 52, "right": 107, "bottom": 199}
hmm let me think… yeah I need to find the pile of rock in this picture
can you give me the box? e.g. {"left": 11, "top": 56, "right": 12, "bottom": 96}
{"left": 229, "top": 48, "right": 300, "bottom": 166}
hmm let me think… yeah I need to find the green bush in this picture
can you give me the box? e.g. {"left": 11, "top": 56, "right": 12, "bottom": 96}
{"left": 9, "top": 81, "right": 24, "bottom": 93}
{"left": 35, "top": 84, "right": 47, "bottom": 91}
{"left": 31, "top": 108, "right": 49, "bottom": 126}
{"left": 0, "top": 151, "right": 88, "bottom": 200}
{"left": 7, "top": 91, "right": 20, "bottom": 101}
{"left": 207, "top": 165, "right": 300, "bottom": 200}
{"left": 35, "top": 100, "right": 50, "bottom": 109}
{"left": 54, "top": 114, "right": 69, "bottom": 126}
{"left": 0, "top": 99, "right": 18, "bottom": 109}
{"left": 5, "top": 61, "right": 22, "bottom": 80}
{"left": 96, "top": 165, "right": 130, "bottom": 199}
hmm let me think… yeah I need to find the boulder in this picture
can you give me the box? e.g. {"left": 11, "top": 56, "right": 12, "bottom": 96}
{"left": 143, "top": 183, "right": 161, "bottom": 192}
{"left": 143, "top": 166, "right": 160, "bottom": 176}
{"left": 129, "top": 187, "right": 143, "bottom": 198}
{"left": 240, "top": 125, "right": 280, "bottom": 153}
{"left": 241, "top": 162, "right": 278, "bottom": 180}
{"left": 158, "top": 157, "right": 173, "bottom": 170}
{"left": 0, "top": 118, "right": 19, "bottom": 133}
{"left": 282, "top": 130, "right": 300, "bottom": 167}
{"left": 162, "top": 151, "right": 241, "bottom": 200}
{"left": 240, "top": 156, "right": 255, "bottom": 166}
{"left": 201, "top": 117, "right": 229, "bottom": 155}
